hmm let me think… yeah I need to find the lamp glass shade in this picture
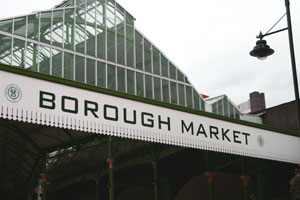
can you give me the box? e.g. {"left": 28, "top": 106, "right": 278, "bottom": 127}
{"left": 258, "top": 56, "right": 267, "bottom": 61}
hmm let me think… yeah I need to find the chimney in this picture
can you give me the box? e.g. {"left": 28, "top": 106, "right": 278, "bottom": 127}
{"left": 249, "top": 91, "right": 266, "bottom": 113}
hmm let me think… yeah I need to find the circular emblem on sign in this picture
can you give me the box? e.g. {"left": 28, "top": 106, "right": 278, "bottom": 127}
{"left": 5, "top": 84, "right": 22, "bottom": 103}
{"left": 257, "top": 135, "right": 265, "bottom": 147}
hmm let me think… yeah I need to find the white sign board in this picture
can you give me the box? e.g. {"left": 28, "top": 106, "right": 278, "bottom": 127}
{"left": 1, "top": 70, "right": 300, "bottom": 164}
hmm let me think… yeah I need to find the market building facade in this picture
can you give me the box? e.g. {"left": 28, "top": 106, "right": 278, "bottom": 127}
{"left": 0, "top": 0, "right": 299, "bottom": 199}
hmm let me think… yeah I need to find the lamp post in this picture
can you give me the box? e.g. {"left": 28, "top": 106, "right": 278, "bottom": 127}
{"left": 250, "top": 0, "right": 300, "bottom": 131}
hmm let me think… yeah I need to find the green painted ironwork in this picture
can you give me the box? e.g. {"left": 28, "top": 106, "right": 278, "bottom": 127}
{"left": 0, "top": 125, "right": 5, "bottom": 187}
{"left": 205, "top": 151, "right": 214, "bottom": 200}
{"left": 95, "top": 178, "right": 100, "bottom": 200}
{"left": 241, "top": 158, "right": 250, "bottom": 200}
{"left": 254, "top": 160, "right": 271, "bottom": 200}
{"left": 44, "top": 134, "right": 101, "bottom": 153}
{"left": 26, "top": 153, "right": 42, "bottom": 186}
{"left": 1, "top": 164, "right": 25, "bottom": 184}
{"left": 152, "top": 162, "right": 158, "bottom": 200}
{"left": 107, "top": 136, "right": 114, "bottom": 200}
{"left": 257, "top": 170, "right": 266, "bottom": 200}
{"left": 51, "top": 140, "right": 181, "bottom": 191}
{"left": 5, "top": 146, "right": 33, "bottom": 170}
{"left": 41, "top": 181, "right": 46, "bottom": 200}
{"left": 208, "top": 180, "right": 214, "bottom": 200}
{"left": 5, "top": 137, "right": 36, "bottom": 159}
{"left": 1, "top": 121, "right": 41, "bottom": 151}
{"left": 41, "top": 156, "right": 47, "bottom": 200}
{"left": 161, "top": 177, "right": 172, "bottom": 200}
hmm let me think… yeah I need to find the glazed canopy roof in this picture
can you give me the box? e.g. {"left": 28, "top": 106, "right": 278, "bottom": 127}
{"left": 0, "top": 0, "right": 206, "bottom": 193}
{"left": 0, "top": 0, "right": 206, "bottom": 111}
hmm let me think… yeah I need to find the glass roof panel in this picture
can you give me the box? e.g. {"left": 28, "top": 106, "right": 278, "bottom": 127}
{"left": 14, "top": 17, "right": 27, "bottom": 37}
{"left": 0, "top": 19, "right": 13, "bottom": 33}
{"left": 0, "top": 0, "right": 245, "bottom": 115}
{"left": 27, "top": 14, "right": 39, "bottom": 40}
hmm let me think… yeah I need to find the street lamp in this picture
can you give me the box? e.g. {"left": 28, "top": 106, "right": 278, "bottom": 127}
{"left": 250, "top": 0, "right": 300, "bottom": 131}
{"left": 250, "top": 33, "right": 274, "bottom": 61}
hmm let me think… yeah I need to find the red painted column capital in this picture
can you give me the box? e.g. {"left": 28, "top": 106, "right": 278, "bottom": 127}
{"left": 152, "top": 162, "right": 158, "bottom": 168}
{"left": 205, "top": 172, "right": 215, "bottom": 184}
{"left": 240, "top": 175, "right": 251, "bottom": 186}
{"left": 106, "top": 159, "right": 115, "bottom": 169}
{"left": 40, "top": 173, "right": 48, "bottom": 183}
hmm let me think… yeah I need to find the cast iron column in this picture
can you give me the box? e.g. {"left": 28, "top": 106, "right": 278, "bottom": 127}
{"left": 37, "top": 179, "right": 42, "bottom": 200}
{"left": 205, "top": 152, "right": 214, "bottom": 200}
{"left": 40, "top": 173, "right": 48, "bottom": 200}
{"left": 241, "top": 158, "right": 250, "bottom": 200}
{"left": 205, "top": 172, "right": 215, "bottom": 200}
{"left": 107, "top": 136, "right": 115, "bottom": 200}
{"left": 241, "top": 176, "right": 250, "bottom": 200}
{"left": 256, "top": 163, "right": 270, "bottom": 200}
{"left": 161, "top": 177, "right": 172, "bottom": 200}
{"left": 152, "top": 162, "right": 158, "bottom": 200}
{"left": 95, "top": 178, "right": 100, "bottom": 200}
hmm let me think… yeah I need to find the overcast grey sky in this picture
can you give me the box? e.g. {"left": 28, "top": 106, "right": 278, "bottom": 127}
{"left": 0, "top": 0, "right": 299, "bottom": 108}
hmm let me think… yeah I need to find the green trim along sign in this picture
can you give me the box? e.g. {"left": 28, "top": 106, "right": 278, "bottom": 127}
{"left": 1, "top": 69, "right": 300, "bottom": 164}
